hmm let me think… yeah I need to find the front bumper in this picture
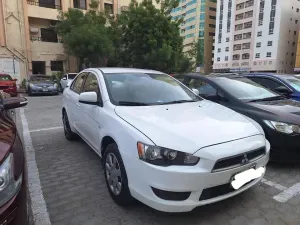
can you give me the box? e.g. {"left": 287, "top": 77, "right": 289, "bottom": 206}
{"left": 264, "top": 126, "right": 300, "bottom": 162}
{"left": 125, "top": 135, "right": 270, "bottom": 212}
{"left": 30, "top": 87, "right": 58, "bottom": 94}
{"left": 0, "top": 88, "right": 17, "bottom": 97}
{"left": 0, "top": 175, "right": 28, "bottom": 225}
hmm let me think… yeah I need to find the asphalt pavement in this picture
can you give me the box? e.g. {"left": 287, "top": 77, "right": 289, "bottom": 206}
{"left": 16, "top": 94, "right": 300, "bottom": 225}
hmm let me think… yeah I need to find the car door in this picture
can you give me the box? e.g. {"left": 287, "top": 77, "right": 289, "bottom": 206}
{"left": 66, "top": 72, "right": 87, "bottom": 132}
{"left": 79, "top": 72, "right": 102, "bottom": 152}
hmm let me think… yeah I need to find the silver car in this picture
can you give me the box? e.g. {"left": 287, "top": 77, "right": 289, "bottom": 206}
{"left": 60, "top": 73, "right": 77, "bottom": 91}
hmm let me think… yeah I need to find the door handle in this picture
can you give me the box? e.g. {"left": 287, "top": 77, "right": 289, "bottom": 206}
{"left": 76, "top": 102, "right": 81, "bottom": 107}
{"left": 66, "top": 95, "right": 70, "bottom": 99}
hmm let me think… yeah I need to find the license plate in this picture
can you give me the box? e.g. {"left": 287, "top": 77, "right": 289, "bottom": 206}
{"left": 231, "top": 167, "right": 265, "bottom": 190}
{"left": 43, "top": 88, "right": 48, "bottom": 92}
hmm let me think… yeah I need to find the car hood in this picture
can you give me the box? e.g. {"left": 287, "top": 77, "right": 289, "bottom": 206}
{"left": 249, "top": 99, "right": 300, "bottom": 123}
{"left": 115, "top": 101, "right": 261, "bottom": 153}
{"left": 0, "top": 81, "right": 14, "bottom": 85}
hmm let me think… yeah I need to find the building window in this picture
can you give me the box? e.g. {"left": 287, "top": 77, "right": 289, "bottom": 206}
{"left": 199, "top": 22, "right": 205, "bottom": 29}
{"left": 292, "top": 53, "right": 295, "bottom": 56}
{"left": 245, "top": 0, "right": 254, "bottom": 8}
{"left": 209, "top": 7, "right": 216, "bottom": 11}
{"left": 227, "top": 0, "right": 232, "bottom": 32}
{"left": 217, "top": 57, "right": 220, "bottom": 62}
{"left": 225, "top": 47, "right": 229, "bottom": 52}
{"left": 266, "top": 52, "right": 272, "bottom": 57}
{"left": 234, "top": 34, "right": 242, "bottom": 40}
{"left": 236, "top": 3, "right": 244, "bottom": 10}
{"left": 209, "top": 24, "right": 216, "bottom": 28}
{"left": 244, "top": 21, "right": 252, "bottom": 29}
{"left": 235, "top": 24, "right": 243, "bottom": 31}
{"left": 38, "top": 0, "right": 61, "bottom": 9}
{"left": 255, "top": 53, "right": 260, "bottom": 58}
{"left": 258, "top": 0, "right": 264, "bottom": 26}
{"left": 245, "top": 10, "right": 253, "bottom": 18}
{"left": 269, "top": 0, "right": 276, "bottom": 35}
{"left": 235, "top": 13, "right": 244, "bottom": 21}
{"left": 200, "top": 14, "right": 205, "bottom": 20}
{"left": 243, "top": 32, "right": 251, "bottom": 39}
{"left": 226, "top": 37, "right": 229, "bottom": 42}
{"left": 225, "top": 56, "right": 228, "bottom": 61}
{"left": 296, "top": 20, "right": 299, "bottom": 24}
{"left": 242, "top": 53, "right": 250, "bottom": 59}
{"left": 295, "top": 31, "right": 297, "bottom": 35}
{"left": 209, "top": 32, "right": 215, "bottom": 36}
{"left": 233, "top": 44, "right": 241, "bottom": 50}
{"left": 209, "top": 15, "right": 216, "bottom": 20}
{"left": 51, "top": 61, "right": 63, "bottom": 71}
{"left": 267, "top": 41, "right": 272, "bottom": 46}
{"left": 233, "top": 54, "right": 240, "bottom": 60}
{"left": 257, "top": 31, "right": 262, "bottom": 37}
{"left": 104, "top": 3, "right": 113, "bottom": 14}
{"left": 199, "top": 31, "right": 204, "bottom": 37}
{"left": 293, "top": 42, "right": 296, "bottom": 46}
{"left": 242, "top": 43, "right": 251, "bottom": 49}
{"left": 218, "top": 48, "right": 221, "bottom": 53}
{"left": 41, "top": 28, "right": 58, "bottom": 43}
{"left": 73, "top": 0, "right": 87, "bottom": 9}
{"left": 256, "top": 42, "right": 261, "bottom": 47}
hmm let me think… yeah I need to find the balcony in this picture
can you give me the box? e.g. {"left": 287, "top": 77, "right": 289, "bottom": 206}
{"left": 27, "top": 0, "right": 61, "bottom": 20}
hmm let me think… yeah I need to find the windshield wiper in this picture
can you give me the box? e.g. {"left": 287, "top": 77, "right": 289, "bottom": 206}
{"left": 248, "top": 95, "right": 286, "bottom": 103}
{"left": 161, "top": 99, "right": 198, "bottom": 105}
{"left": 118, "top": 101, "right": 149, "bottom": 106}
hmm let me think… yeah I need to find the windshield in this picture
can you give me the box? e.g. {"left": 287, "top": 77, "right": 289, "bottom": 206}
{"left": 213, "top": 77, "right": 280, "bottom": 101}
{"left": 0, "top": 74, "right": 12, "bottom": 81}
{"left": 283, "top": 77, "right": 300, "bottom": 92}
{"left": 103, "top": 73, "right": 201, "bottom": 106}
{"left": 68, "top": 74, "right": 77, "bottom": 79}
{"left": 30, "top": 76, "right": 52, "bottom": 82}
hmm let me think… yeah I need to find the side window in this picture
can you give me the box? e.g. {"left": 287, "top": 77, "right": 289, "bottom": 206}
{"left": 71, "top": 72, "right": 87, "bottom": 94}
{"left": 188, "top": 79, "right": 217, "bottom": 97}
{"left": 62, "top": 75, "right": 67, "bottom": 79}
{"left": 174, "top": 75, "right": 185, "bottom": 82}
{"left": 249, "top": 77, "right": 282, "bottom": 90}
{"left": 82, "top": 73, "right": 101, "bottom": 100}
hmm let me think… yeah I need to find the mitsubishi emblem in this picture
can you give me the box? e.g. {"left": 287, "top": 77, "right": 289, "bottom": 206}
{"left": 241, "top": 154, "right": 249, "bottom": 165}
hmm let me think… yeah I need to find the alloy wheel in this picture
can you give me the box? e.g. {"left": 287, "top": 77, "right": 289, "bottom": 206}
{"left": 105, "top": 153, "right": 122, "bottom": 195}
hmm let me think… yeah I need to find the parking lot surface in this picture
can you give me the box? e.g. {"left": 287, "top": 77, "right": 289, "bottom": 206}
{"left": 17, "top": 95, "right": 300, "bottom": 225}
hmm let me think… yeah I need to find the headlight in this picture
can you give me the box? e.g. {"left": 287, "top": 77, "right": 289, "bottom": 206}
{"left": 244, "top": 116, "right": 265, "bottom": 136}
{"left": 264, "top": 120, "right": 300, "bottom": 134}
{"left": 137, "top": 142, "right": 200, "bottom": 166}
{"left": 29, "top": 83, "right": 35, "bottom": 88}
{"left": 53, "top": 83, "right": 58, "bottom": 88}
{"left": 0, "top": 154, "right": 22, "bottom": 206}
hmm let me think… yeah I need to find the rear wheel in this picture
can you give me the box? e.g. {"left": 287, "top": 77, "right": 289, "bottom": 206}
{"left": 63, "top": 111, "right": 77, "bottom": 141}
{"left": 28, "top": 88, "right": 32, "bottom": 96}
{"left": 103, "top": 143, "right": 134, "bottom": 206}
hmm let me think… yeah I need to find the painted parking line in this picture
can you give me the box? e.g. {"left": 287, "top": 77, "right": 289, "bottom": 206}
{"left": 261, "top": 178, "right": 287, "bottom": 191}
{"left": 20, "top": 108, "right": 51, "bottom": 225}
{"left": 30, "top": 126, "right": 63, "bottom": 133}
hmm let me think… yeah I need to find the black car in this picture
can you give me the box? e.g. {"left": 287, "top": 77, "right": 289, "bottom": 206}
{"left": 177, "top": 73, "right": 300, "bottom": 162}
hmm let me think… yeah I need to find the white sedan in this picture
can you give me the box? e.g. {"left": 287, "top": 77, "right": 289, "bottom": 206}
{"left": 62, "top": 68, "right": 270, "bottom": 212}
{"left": 60, "top": 73, "right": 77, "bottom": 91}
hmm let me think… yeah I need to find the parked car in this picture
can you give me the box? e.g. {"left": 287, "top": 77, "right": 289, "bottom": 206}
{"left": 0, "top": 91, "right": 28, "bottom": 224}
{"left": 177, "top": 73, "right": 300, "bottom": 162}
{"left": 62, "top": 68, "right": 269, "bottom": 212}
{"left": 26, "top": 75, "right": 58, "bottom": 96}
{"left": 243, "top": 73, "right": 300, "bottom": 101}
{"left": 0, "top": 73, "right": 17, "bottom": 97}
{"left": 60, "top": 73, "right": 77, "bottom": 91}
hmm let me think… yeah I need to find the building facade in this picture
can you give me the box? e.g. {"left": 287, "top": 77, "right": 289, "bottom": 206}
{"left": 295, "top": 30, "right": 300, "bottom": 73}
{"left": 171, "top": 0, "right": 217, "bottom": 74}
{"left": 213, "top": 0, "right": 300, "bottom": 74}
{"left": 0, "top": 0, "right": 118, "bottom": 84}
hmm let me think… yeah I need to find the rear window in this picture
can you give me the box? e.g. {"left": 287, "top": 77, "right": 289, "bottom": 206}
{"left": 0, "top": 74, "right": 12, "bottom": 81}
{"left": 68, "top": 74, "right": 77, "bottom": 79}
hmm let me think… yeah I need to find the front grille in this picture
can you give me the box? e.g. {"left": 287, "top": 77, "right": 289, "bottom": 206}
{"left": 212, "top": 147, "right": 265, "bottom": 172}
{"left": 0, "top": 86, "right": 9, "bottom": 89}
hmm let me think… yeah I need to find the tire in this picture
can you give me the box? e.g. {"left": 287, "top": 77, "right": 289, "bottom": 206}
{"left": 62, "top": 111, "right": 77, "bottom": 141}
{"left": 103, "top": 143, "right": 134, "bottom": 206}
{"left": 28, "top": 88, "right": 32, "bottom": 96}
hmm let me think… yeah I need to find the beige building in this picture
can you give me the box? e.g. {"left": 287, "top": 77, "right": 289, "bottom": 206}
{"left": 0, "top": 0, "right": 119, "bottom": 84}
{"left": 171, "top": 0, "right": 217, "bottom": 74}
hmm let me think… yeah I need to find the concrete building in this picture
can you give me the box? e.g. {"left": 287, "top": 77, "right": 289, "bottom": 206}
{"left": 171, "top": 0, "right": 217, "bottom": 74}
{"left": 295, "top": 30, "right": 300, "bottom": 73}
{"left": 213, "top": 0, "right": 300, "bottom": 74}
{"left": 0, "top": 0, "right": 118, "bottom": 84}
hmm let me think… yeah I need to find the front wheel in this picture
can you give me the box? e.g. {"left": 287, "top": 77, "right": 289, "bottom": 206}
{"left": 103, "top": 143, "right": 134, "bottom": 206}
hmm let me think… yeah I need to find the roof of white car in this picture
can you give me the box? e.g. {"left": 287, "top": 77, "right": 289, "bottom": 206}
{"left": 97, "top": 67, "right": 164, "bottom": 74}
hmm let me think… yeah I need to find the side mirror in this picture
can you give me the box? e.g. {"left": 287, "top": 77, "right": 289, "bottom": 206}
{"left": 3, "top": 97, "right": 28, "bottom": 110}
{"left": 79, "top": 92, "right": 99, "bottom": 105}
{"left": 66, "top": 80, "right": 72, "bottom": 87}
{"left": 62, "top": 77, "right": 67, "bottom": 80}
{"left": 13, "top": 78, "right": 17, "bottom": 82}
{"left": 275, "top": 86, "right": 292, "bottom": 95}
{"left": 192, "top": 89, "right": 199, "bottom": 95}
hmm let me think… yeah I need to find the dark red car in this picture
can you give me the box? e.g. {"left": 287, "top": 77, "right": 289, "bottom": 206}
{"left": 0, "top": 74, "right": 18, "bottom": 97}
{"left": 0, "top": 91, "right": 28, "bottom": 225}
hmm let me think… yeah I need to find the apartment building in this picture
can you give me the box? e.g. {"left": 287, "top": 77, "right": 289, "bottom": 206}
{"left": 213, "top": 0, "right": 300, "bottom": 74}
{"left": 295, "top": 30, "right": 300, "bottom": 73}
{"left": 0, "top": 0, "right": 118, "bottom": 83}
{"left": 171, "top": 0, "right": 217, "bottom": 74}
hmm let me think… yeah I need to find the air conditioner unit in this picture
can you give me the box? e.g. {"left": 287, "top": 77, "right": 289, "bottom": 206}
{"left": 30, "top": 27, "right": 39, "bottom": 33}
{"left": 49, "top": 20, "right": 57, "bottom": 27}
